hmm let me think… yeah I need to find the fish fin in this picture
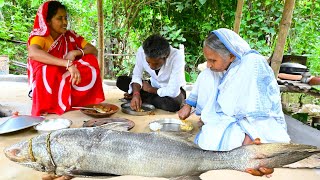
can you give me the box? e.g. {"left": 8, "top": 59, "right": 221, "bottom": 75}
{"left": 98, "top": 122, "right": 130, "bottom": 131}
{"left": 238, "top": 143, "right": 320, "bottom": 169}
{"left": 170, "top": 175, "right": 202, "bottom": 180}
{"left": 57, "top": 166, "right": 119, "bottom": 178}
{"left": 155, "top": 131, "right": 199, "bottom": 148}
{"left": 69, "top": 170, "right": 119, "bottom": 178}
{"left": 283, "top": 153, "right": 320, "bottom": 168}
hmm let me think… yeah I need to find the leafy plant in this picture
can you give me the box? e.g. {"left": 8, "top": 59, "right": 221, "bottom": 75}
{"left": 0, "top": 0, "right": 319, "bottom": 82}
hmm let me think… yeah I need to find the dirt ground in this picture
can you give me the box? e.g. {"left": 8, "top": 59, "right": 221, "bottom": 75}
{"left": 0, "top": 80, "right": 319, "bottom": 180}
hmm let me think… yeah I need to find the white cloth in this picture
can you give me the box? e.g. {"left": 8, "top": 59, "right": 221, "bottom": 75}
{"left": 128, "top": 46, "right": 186, "bottom": 97}
{"left": 185, "top": 68, "right": 223, "bottom": 115}
{"left": 194, "top": 28, "right": 291, "bottom": 151}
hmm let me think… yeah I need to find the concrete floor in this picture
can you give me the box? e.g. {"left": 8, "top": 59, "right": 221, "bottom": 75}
{"left": 0, "top": 75, "right": 319, "bottom": 180}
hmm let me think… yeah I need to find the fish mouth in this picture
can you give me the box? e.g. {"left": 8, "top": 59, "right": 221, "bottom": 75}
{"left": 4, "top": 147, "right": 25, "bottom": 162}
{"left": 4, "top": 141, "right": 30, "bottom": 163}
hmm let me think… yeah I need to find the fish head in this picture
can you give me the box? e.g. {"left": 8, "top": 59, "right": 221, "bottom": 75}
{"left": 4, "top": 140, "right": 46, "bottom": 172}
{"left": 236, "top": 143, "right": 320, "bottom": 169}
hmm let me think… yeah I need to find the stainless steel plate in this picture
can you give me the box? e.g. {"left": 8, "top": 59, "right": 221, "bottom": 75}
{"left": 121, "top": 103, "right": 155, "bottom": 116}
{"left": 83, "top": 117, "right": 135, "bottom": 130}
{"left": 0, "top": 115, "right": 45, "bottom": 135}
{"left": 149, "top": 118, "right": 193, "bottom": 132}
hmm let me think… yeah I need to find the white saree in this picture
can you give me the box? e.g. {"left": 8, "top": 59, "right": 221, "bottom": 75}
{"left": 194, "top": 28, "right": 291, "bottom": 151}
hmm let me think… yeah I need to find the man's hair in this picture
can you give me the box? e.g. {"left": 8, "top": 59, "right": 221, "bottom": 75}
{"left": 142, "top": 34, "right": 170, "bottom": 59}
{"left": 46, "top": 1, "right": 67, "bottom": 22}
{"left": 204, "top": 33, "right": 231, "bottom": 60}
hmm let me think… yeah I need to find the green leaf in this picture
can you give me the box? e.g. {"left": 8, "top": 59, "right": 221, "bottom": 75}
{"left": 199, "top": 0, "right": 207, "bottom": 5}
{"left": 185, "top": 72, "right": 191, "bottom": 82}
{"left": 292, "top": 113, "right": 309, "bottom": 124}
{"left": 0, "top": 0, "right": 4, "bottom": 7}
{"left": 311, "top": 85, "right": 320, "bottom": 91}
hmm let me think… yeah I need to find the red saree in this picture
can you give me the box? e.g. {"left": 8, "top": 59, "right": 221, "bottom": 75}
{"left": 28, "top": 1, "right": 105, "bottom": 116}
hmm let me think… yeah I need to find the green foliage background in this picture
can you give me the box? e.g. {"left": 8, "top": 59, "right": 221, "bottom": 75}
{"left": 0, "top": 0, "right": 319, "bottom": 81}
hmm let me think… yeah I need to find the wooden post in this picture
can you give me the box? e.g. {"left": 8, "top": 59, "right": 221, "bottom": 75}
{"left": 233, "top": 0, "right": 244, "bottom": 34}
{"left": 97, "top": 0, "right": 105, "bottom": 79}
{"left": 270, "top": 0, "right": 295, "bottom": 78}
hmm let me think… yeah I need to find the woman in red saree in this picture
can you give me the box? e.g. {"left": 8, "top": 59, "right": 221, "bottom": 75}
{"left": 28, "top": 1, "right": 105, "bottom": 116}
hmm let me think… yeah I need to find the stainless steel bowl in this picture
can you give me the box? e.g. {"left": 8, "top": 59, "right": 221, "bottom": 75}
{"left": 149, "top": 118, "right": 193, "bottom": 132}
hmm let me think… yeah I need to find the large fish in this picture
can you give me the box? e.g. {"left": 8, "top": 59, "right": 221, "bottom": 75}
{"left": 4, "top": 124, "right": 320, "bottom": 179}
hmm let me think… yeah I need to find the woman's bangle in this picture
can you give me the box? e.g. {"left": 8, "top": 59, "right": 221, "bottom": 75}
{"left": 66, "top": 59, "right": 73, "bottom": 70}
{"left": 79, "top": 49, "right": 84, "bottom": 57}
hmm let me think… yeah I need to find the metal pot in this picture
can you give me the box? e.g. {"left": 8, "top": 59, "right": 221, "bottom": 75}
{"left": 279, "top": 62, "right": 308, "bottom": 75}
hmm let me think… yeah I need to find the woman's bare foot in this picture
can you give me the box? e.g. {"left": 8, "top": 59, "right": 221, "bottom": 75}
{"left": 12, "top": 111, "right": 19, "bottom": 116}
{"left": 244, "top": 137, "right": 274, "bottom": 178}
{"left": 242, "top": 134, "right": 253, "bottom": 145}
{"left": 42, "top": 174, "right": 73, "bottom": 180}
{"left": 245, "top": 167, "right": 273, "bottom": 177}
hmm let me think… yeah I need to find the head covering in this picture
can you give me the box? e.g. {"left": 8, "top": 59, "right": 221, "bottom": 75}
{"left": 193, "top": 28, "right": 290, "bottom": 151}
{"left": 212, "top": 28, "right": 251, "bottom": 60}
{"left": 28, "top": 1, "right": 53, "bottom": 45}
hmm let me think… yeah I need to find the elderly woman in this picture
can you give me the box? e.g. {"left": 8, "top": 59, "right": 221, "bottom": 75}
{"left": 28, "top": 1, "right": 105, "bottom": 116}
{"left": 180, "top": 28, "right": 290, "bottom": 151}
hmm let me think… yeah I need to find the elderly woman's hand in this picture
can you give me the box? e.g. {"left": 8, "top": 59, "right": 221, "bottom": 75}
{"left": 178, "top": 104, "right": 192, "bottom": 120}
{"left": 67, "top": 65, "right": 81, "bottom": 85}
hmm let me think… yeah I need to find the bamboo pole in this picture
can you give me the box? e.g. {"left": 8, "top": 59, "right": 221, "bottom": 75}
{"left": 270, "top": 0, "right": 296, "bottom": 78}
{"left": 97, "top": 0, "right": 105, "bottom": 79}
{"left": 233, "top": 0, "right": 244, "bottom": 34}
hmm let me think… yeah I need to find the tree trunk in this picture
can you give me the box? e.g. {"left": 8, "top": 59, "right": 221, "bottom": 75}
{"left": 233, "top": 0, "right": 244, "bottom": 34}
{"left": 97, "top": 0, "right": 105, "bottom": 79}
{"left": 270, "top": 0, "right": 295, "bottom": 78}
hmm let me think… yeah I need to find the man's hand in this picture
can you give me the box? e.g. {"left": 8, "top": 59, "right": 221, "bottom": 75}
{"left": 142, "top": 81, "right": 157, "bottom": 94}
{"left": 130, "top": 93, "right": 142, "bottom": 111}
{"left": 178, "top": 104, "right": 192, "bottom": 120}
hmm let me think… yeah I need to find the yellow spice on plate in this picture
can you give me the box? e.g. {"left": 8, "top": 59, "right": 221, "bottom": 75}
{"left": 180, "top": 120, "right": 193, "bottom": 131}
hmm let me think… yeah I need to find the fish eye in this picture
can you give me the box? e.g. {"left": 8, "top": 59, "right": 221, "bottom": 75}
{"left": 12, "top": 149, "right": 21, "bottom": 156}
